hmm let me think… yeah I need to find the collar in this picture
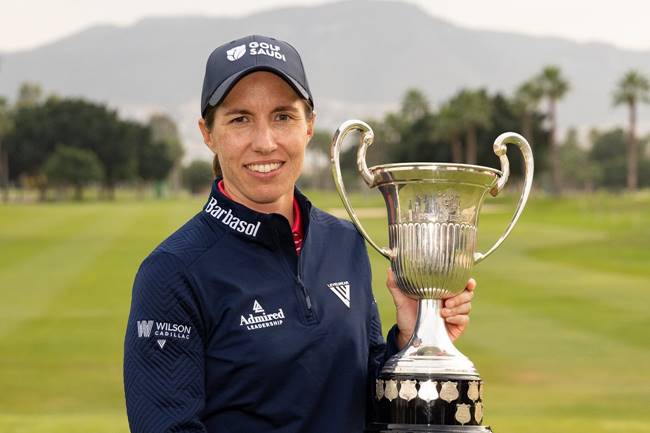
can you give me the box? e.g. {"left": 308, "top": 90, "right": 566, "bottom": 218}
{"left": 217, "top": 179, "right": 302, "bottom": 235}
{"left": 200, "top": 178, "right": 311, "bottom": 250}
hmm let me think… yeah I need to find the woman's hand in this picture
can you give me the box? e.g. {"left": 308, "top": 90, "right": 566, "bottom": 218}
{"left": 386, "top": 269, "right": 475, "bottom": 349}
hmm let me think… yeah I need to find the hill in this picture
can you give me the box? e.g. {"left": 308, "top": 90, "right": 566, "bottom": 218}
{"left": 1, "top": 0, "right": 649, "bottom": 159}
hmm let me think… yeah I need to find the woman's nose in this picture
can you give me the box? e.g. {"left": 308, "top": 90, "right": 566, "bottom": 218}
{"left": 251, "top": 123, "right": 278, "bottom": 154}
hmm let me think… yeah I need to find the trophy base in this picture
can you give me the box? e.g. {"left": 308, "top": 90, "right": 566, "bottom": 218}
{"left": 366, "top": 423, "right": 492, "bottom": 432}
{"left": 374, "top": 373, "right": 485, "bottom": 426}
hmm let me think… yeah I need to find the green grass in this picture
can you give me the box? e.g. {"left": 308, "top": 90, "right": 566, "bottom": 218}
{"left": 1, "top": 190, "right": 649, "bottom": 433}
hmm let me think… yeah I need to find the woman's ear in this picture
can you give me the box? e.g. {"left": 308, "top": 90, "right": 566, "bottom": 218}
{"left": 198, "top": 117, "right": 217, "bottom": 153}
{"left": 306, "top": 110, "right": 316, "bottom": 143}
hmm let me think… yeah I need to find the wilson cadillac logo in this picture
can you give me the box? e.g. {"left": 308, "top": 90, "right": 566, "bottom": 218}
{"left": 226, "top": 41, "right": 287, "bottom": 62}
{"left": 240, "top": 299, "right": 285, "bottom": 331}
{"left": 136, "top": 320, "right": 191, "bottom": 349}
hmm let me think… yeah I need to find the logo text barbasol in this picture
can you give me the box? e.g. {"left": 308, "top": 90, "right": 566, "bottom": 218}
{"left": 205, "top": 197, "right": 261, "bottom": 237}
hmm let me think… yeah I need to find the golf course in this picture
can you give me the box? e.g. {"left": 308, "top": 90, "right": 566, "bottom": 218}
{"left": 1, "top": 190, "right": 648, "bottom": 433}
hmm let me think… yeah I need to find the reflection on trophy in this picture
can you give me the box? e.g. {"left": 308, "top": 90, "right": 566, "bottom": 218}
{"left": 330, "top": 120, "right": 534, "bottom": 432}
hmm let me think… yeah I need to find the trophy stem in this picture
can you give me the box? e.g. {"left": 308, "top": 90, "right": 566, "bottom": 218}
{"left": 407, "top": 299, "right": 460, "bottom": 357}
{"left": 381, "top": 299, "right": 478, "bottom": 377}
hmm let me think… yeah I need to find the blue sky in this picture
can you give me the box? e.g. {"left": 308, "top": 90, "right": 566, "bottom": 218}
{"left": 2, "top": 0, "right": 649, "bottom": 53}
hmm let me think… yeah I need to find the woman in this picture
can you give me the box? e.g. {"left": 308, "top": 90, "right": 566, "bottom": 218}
{"left": 124, "top": 35, "right": 475, "bottom": 433}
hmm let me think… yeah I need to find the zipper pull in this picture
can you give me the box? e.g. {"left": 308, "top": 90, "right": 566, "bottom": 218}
{"left": 297, "top": 276, "right": 313, "bottom": 311}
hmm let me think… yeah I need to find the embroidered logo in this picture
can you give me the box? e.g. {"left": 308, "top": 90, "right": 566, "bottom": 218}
{"left": 205, "top": 197, "right": 261, "bottom": 237}
{"left": 225, "top": 41, "right": 287, "bottom": 62}
{"left": 253, "top": 299, "right": 265, "bottom": 314}
{"left": 137, "top": 320, "right": 154, "bottom": 338}
{"left": 327, "top": 281, "right": 351, "bottom": 308}
{"left": 240, "top": 300, "right": 285, "bottom": 331}
{"left": 136, "top": 320, "right": 191, "bottom": 340}
{"left": 226, "top": 44, "right": 246, "bottom": 61}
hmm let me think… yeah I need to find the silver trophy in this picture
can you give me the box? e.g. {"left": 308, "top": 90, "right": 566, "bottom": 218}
{"left": 330, "top": 120, "right": 533, "bottom": 432}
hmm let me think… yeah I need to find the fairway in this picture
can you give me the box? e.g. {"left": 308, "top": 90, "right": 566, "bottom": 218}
{"left": 1, "top": 191, "right": 649, "bottom": 433}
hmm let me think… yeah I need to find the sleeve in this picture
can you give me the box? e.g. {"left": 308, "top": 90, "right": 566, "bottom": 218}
{"left": 367, "top": 300, "right": 403, "bottom": 424}
{"left": 123, "top": 252, "right": 207, "bottom": 433}
{"left": 367, "top": 301, "right": 401, "bottom": 385}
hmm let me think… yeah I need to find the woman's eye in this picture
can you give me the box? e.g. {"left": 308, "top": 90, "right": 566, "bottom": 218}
{"left": 231, "top": 116, "right": 248, "bottom": 124}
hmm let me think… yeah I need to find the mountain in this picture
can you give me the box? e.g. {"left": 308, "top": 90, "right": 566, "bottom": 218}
{"left": 2, "top": 0, "right": 649, "bottom": 159}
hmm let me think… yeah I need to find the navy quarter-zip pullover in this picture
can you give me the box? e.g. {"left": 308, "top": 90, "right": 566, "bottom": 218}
{"left": 123, "top": 180, "right": 400, "bottom": 433}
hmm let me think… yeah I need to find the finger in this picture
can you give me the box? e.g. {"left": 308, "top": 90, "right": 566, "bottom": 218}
{"left": 386, "top": 268, "right": 406, "bottom": 308}
{"left": 444, "top": 289, "right": 474, "bottom": 308}
{"left": 442, "top": 302, "right": 471, "bottom": 317}
{"left": 445, "top": 314, "right": 470, "bottom": 326}
{"left": 386, "top": 268, "right": 400, "bottom": 292}
{"left": 465, "top": 278, "right": 477, "bottom": 292}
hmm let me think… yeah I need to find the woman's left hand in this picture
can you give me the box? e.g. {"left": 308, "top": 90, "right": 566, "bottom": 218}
{"left": 386, "top": 269, "right": 475, "bottom": 349}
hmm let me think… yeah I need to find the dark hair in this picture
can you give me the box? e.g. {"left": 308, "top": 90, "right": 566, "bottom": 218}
{"left": 203, "top": 100, "right": 314, "bottom": 178}
{"left": 202, "top": 105, "right": 222, "bottom": 177}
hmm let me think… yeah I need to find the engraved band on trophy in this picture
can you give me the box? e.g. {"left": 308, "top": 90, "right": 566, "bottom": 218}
{"left": 330, "top": 120, "right": 534, "bottom": 432}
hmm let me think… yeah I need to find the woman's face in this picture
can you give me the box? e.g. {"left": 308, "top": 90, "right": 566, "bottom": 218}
{"left": 199, "top": 71, "right": 314, "bottom": 213}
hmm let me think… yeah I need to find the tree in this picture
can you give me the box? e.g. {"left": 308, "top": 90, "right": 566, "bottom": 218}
{"left": 449, "top": 89, "right": 492, "bottom": 164}
{"left": 589, "top": 128, "right": 628, "bottom": 188}
{"left": 557, "top": 129, "right": 601, "bottom": 191}
{"left": 513, "top": 79, "right": 543, "bottom": 145}
{"left": 0, "top": 97, "right": 13, "bottom": 201}
{"left": 135, "top": 122, "right": 178, "bottom": 198}
{"left": 302, "top": 130, "right": 333, "bottom": 189}
{"left": 475, "top": 93, "right": 548, "bottom": 178}
{"left": 613, "top": 70, "right": 650, "bottom": 190}
{"left": 148, "top": 114, "right": 184, "bottom": 193}
{"left": 4, "top": 101, "right": 55, "bottom": 200}
{"left": 537, "top": 65, "right": 570, "bottom": 194}
{"left": 182, "top": 160, "right": 213, "bottom": 194}
{"left": 380, "top": 112, "right": 409, "bottom": 164}
{"left": 44, "top": 145, "right": 104, "bottom": 200}
{"left": 434, "top": 102, "right": 463, "bottom": 163}
{"left": 5, "top": 97, "right": 138, "bottom": 200}
{"left": 401, "top": 88, "right": 429, "bottom": 123}
{"left": 16, "top": 82, "right": 43, "bottom": 109}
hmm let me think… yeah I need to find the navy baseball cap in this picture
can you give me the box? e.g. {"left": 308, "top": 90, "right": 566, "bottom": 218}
{"left": 201, "top": 35, "right": 313, "bottom": 117}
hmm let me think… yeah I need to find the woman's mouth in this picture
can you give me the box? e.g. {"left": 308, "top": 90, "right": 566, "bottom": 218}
{"left": 245, "top": 162, "right": 284, "bottom": 174}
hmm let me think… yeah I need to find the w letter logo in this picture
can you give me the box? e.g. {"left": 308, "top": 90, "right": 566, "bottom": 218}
{"left": 137, "top": 320, "right": 154, "bottom": 338}
{"left": 227, "top": 44, "right": 246, "bottom": 61}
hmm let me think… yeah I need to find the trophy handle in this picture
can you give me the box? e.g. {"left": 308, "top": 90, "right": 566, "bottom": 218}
{"left": 474, "top": 132, "right": 534, "bottom": 264}
{"left": 330, "top": 120, "right": 393, "bottom": 260}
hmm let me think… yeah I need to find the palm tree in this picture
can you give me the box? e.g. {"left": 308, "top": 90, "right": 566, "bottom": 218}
{"left": 401, "top": 88, "right": 430, "bottom": 123}
{"left": 513, "top": 79, "right": 543, "bottom": 145}
{"left": 613, "top": 70, "right": 650, "bottom": 190}
{"left": 451, "top": 89, "right": 492, "bottom": 164}
{"left": 434, "top": 102, "right": 463, "bottom": 163}
{"left": 537, "top": 65, "right": 570, "bottom": 194}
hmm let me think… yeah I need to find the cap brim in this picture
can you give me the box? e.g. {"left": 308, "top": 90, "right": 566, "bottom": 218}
{"left": 205, "top": 66, "right": 311, "bottom": 114}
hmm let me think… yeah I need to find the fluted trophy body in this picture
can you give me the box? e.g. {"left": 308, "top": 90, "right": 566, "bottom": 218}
{"left": 331, "top": 120, "right": 534, "bottom": 432}
{"left": 376, "top": 165, "right": 499, "bottom": 300}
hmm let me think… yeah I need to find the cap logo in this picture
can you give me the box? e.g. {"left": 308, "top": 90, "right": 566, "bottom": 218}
{"left": 226, "top": 44, "right": 247, "bottom": 61}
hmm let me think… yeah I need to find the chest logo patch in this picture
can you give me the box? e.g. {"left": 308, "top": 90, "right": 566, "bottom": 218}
{"left": 327, "top": 281, "right": 351, "bottom": 309}
{"left": 240, "top": 299, "right": 285, "bottom": 331}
